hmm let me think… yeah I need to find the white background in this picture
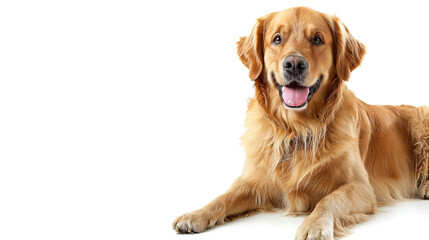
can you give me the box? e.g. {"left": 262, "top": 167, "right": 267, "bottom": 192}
{"left": 1, "top": 0, "right": 428, "bottom": 239}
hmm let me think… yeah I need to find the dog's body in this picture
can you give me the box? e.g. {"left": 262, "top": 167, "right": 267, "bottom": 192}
{"left": 173, "top": 7, "right": 429, "bottom": 239}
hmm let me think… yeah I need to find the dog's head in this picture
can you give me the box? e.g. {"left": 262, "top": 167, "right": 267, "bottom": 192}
{"left": 237, "top": 7, "right": 365, "bottom": 114}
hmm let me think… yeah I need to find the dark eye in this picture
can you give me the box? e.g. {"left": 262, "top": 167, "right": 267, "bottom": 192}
{"left": 312, "top": 36, "right": 323, "bottom": 45}
{"left": 273, "top": 34, "right": 282, "bottom": 45}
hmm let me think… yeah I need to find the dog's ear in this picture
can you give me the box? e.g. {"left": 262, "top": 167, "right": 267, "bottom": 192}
{"left": 332, "top": 16, "right": 366, "bottom": 81}
{"left": 237, "top": 17, "right": 265, "bottom": 81}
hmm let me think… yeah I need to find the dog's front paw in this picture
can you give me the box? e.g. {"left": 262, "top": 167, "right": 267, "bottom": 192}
{"left": 173, "top": 209, "right": 223, "bottom": 234}
{"left": 295, "top": 216, "right": 334, "bottom": 240}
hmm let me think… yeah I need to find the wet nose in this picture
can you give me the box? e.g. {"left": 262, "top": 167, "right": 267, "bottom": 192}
{"left": 283, "top": 55, "right": 308, "bottom": 77}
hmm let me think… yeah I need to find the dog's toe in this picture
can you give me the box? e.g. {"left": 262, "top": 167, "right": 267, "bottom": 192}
{"left": 173, "top": 210, "right": 222, "bottom": 234}
{"left": 295, "top": 216, "right": 334, "bottom": 240}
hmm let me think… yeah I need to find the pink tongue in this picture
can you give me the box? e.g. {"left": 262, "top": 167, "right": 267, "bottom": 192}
{"left": 282, "top": 86, "right": 309, "bottom": 106}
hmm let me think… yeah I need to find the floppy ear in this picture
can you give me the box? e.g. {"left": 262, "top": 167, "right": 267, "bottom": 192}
{"left": 332, "top": 16, "right": 366, "bottom": 81}
{"left": 237, "top": 17, "right": 265, "bottom": 81}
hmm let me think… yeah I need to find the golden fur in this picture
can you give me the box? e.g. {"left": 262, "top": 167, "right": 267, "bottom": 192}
{"left": 173, "top": 7, "right": 429, "bottom": 239}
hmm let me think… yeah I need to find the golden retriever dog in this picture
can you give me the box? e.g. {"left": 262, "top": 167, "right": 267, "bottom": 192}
{"left": 173, "top": 7, "right": 429, "bottom": 239}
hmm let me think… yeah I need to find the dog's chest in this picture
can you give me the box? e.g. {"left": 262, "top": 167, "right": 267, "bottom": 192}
{"left": 274, "top": 141, "right": 339, "bottom": 213}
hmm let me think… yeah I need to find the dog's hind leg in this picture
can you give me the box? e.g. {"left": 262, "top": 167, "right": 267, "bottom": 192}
{"left": 410, "top": 106, "right": 429, "bottom": 199}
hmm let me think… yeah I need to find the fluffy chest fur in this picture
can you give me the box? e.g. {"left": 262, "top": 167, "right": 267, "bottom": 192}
{"left": 241, "top": 94, "right": 369, "bottom": 213}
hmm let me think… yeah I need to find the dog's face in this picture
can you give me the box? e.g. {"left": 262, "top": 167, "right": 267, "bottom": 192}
{"left": 238, "top": 7, "right": 365, "bottom": 113}
{"left": 264, "top": 9, "right": 334, "bottom": 110}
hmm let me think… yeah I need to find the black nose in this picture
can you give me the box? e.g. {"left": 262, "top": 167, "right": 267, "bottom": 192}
{"left": 283, "top": 55, "right": 308, "bottom": 77}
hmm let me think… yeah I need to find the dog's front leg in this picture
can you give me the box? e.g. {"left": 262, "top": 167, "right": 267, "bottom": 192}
{"left": 295, "top": 182, "right": 376, "bottom": 240}
{"left": 173, "top": 176, "right": 280, "bottom": 233}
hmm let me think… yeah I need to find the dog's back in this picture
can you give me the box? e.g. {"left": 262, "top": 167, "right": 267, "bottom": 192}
{"left": 356, "top": 97, "right": 429, "bottom": 201}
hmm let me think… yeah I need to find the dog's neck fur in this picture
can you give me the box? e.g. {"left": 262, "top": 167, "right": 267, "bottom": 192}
{"left": 254, "top": 75, "right": 346, "bottom": 173}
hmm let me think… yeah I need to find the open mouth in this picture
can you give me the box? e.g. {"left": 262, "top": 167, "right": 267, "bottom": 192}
{"left": 274, "top": 75, "right": 322, "bottom": 109}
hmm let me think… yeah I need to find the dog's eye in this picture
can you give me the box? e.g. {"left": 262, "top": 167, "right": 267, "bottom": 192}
{"left": 273, "top": 34, "right": 282, "bottom": 45}
{"left": 312, "top": 36, "right": 323, "bottom": 45}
